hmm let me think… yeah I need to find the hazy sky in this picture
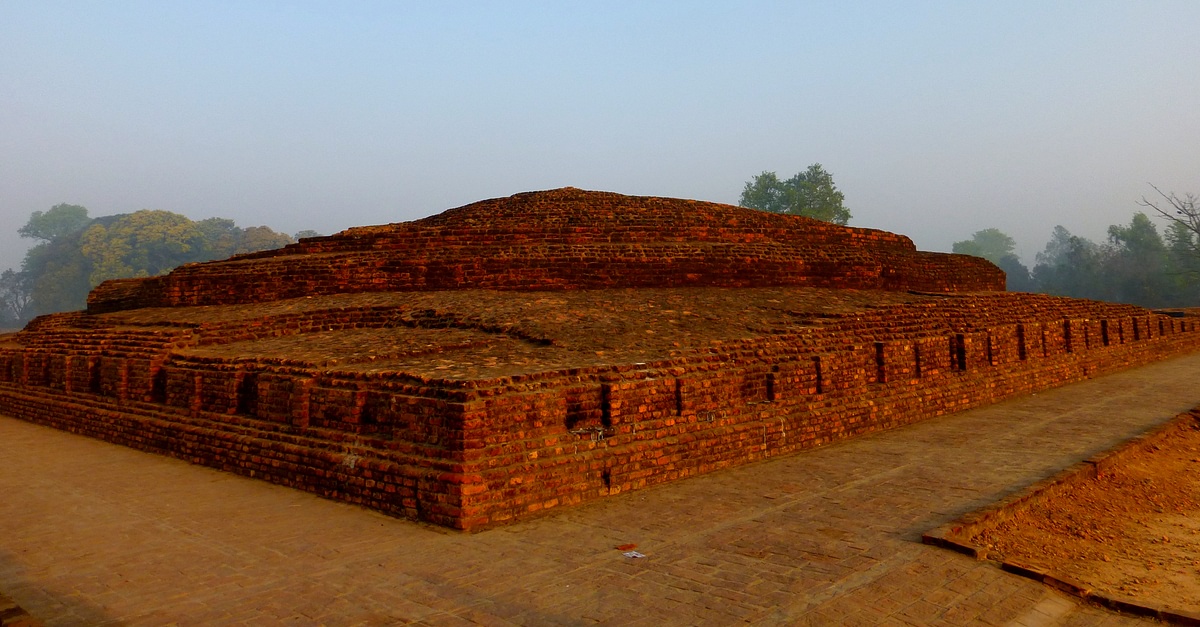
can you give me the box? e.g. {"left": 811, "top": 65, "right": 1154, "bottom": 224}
{"left": 3, "top": 2, "right": 1198, "bottom": 274}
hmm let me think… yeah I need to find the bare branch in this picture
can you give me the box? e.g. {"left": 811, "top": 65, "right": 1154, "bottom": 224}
{"left": 1140, "top": 183, "right": 1200, "bottom": 239}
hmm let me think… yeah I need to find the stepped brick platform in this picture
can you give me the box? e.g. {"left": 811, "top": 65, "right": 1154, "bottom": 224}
{"left": 2, "top": 188, "right": 1199, "bottom": 531}
{"left": 85, "top": 187, "right": 1003, "bottom": 312}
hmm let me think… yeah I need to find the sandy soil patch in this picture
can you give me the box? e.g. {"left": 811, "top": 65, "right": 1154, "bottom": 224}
{"left": 966, "top": 419, "right": 1200, "bottom": 613}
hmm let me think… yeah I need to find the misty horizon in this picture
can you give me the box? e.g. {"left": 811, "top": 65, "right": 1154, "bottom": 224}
{"left": 3, "top": 2, "right": 1198, "bottom": 274}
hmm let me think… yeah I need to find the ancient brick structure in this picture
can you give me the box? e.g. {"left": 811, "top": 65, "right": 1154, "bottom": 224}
{"left": 85, "top": 187, "right": 1003, "bottom": 312}
{"left": 2, "top": 188, "right": 1198, "bottom": 530}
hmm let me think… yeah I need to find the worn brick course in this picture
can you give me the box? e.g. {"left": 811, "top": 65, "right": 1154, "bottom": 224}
{"left": 2, "top": 188, "right": 1199, "bottom": 531}
{"left": 84, "top": 188, "right": 1004, "bottom": 312}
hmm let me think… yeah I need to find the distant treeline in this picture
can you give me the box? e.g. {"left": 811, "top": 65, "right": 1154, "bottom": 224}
{"left": 4, "top": 192, "right": 1199, "bottom": 330}
{"left": 952, "top": 213, "right": 1200, "bottom": 308}
{"left": 0, "top": 204, "right": 321, "bottom": 326}
{"left": 740, "top": 166, "right": 1200, "bottom": 308}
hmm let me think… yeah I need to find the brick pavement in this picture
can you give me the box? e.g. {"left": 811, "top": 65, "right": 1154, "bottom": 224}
{"left": 5, "top": 354, "right": 1200, "bottom": 625}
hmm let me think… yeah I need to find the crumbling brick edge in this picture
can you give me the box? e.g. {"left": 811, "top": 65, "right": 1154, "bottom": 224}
{"left": 922, "top": 408, "right": 1200, "bottom": 625}
{"left": 0, "top": 591, "right": 42, "bottom": 627}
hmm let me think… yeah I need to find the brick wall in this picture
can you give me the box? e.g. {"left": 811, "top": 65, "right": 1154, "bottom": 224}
{"left": 87, "top": 189, "right": 1004, "bottom": 313}
{"left": 5, "top": 188, "right": 1197, "bottom": 529}
{"left": 3, "top": 298, "right": 1199, "bottom": 530}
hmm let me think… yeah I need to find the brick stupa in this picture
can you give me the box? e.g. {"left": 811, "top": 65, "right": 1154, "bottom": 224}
{"left": 2, "top": 188, "right": 1198, "bottom": 530}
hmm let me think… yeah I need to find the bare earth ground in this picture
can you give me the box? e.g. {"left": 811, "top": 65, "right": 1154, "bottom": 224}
{"left": 4, "top": 292, "right": 1197, "bottom": 623}
{"left": 3, "top": 288, "right": 941, "bottom": 381}
{"left": 966, "top": 422, "right": 1200, "bottom": 614}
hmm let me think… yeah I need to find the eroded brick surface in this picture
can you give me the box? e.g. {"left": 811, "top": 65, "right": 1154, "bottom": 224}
{"left": 84, "top": 187, "right": 1004, "bottom": 312}
{"left": 2, "top": 189, "right": 1199, "bottom": 530}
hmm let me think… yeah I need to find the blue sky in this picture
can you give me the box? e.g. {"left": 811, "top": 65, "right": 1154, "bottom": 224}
{"left": 3, "top": 1, "right": 1199, "bottom": 273}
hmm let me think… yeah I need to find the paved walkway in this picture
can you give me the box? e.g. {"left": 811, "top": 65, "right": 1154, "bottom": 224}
{"left": 5, "top": 355, "right": 1200, "bottom": 626}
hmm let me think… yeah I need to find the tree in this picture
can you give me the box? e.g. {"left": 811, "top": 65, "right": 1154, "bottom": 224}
{"left": 235, "top": 226, "right": 293, "bottom": 255}
{"left": 996, "top": 255, "right": 1034, "bottom": 292}
{"left": 952, "top": 228, "right": 1016, "bottom": 264}
{"left": 11, "top": 204, "right": 301, "bottom": 316}
{"left": 1164, "top": 221, "right": 1200, "bottom": 303}
{"left": 22, "top": 234, "right": 93, "bottom": 316}
{"left": 952, "top": 228, "right": 1032, "bottom": 291}
{"left": 1106, "top": 212, "right": 1169, "bottom": 306}
{"left": 17, "top": 205, "right": 95, "bottom": 317}
{"left": 1139, "top": 184, "right": 1200, "bottom": 258}
{"left": 1032, "top": 226, "right": 1107, "bottom": 300}
{"left": 294, "top": 230, "right": 323, "bottom": 240}
{"left": 739, "top": 164, "right": 851, "bottom": 225}
{"left": 80, "top": 210, "right": 208, "bottom": 285}
{"left": 18, "top": 203, "right": 91, "bottom": 242}
{"left": 196, "top": 217, "right": 242, "bottom": 260}
{"left": 0, "top": 269, "right": 32, "bottom": 327}
{"left": 1165, "top": 221, "right": 1200, "bottom": 275}
{"left": 195, "top": 219, "right": 295, "bottom": 259}
{"left": 1035, "top": 225, "right": 1075, "bottom": 270}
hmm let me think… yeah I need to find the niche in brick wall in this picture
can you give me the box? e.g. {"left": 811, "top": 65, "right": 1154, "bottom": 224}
{"left": 47, "top": 355, "right": 65, "bottom": 390}
{"left": 366, "top": 392, "right": 399, "bottom": 434}
{"left": 148, "top": 365, "right": 166, "bottom": 401}
{"left": 236, "top": 372, "right": 257, "bottom": 415}
{"left": 310, "top": 386, "right": 368, "bottom": 433}
{"left": 740, "top": 367, "right": 770, "bottom": 404}
{"left": 600, "top": 383, "right": 613, "bottom": 429}
{"left": 25, "top": 353, "right": 48, "bottom": 387}
{"left": 812, "top": 356, "right": 824, "bottom": 394}
{"left": 564, "top": 385, "right": 604, "bottom": 431}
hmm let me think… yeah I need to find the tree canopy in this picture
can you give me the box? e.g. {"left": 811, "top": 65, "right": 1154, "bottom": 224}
{"left": 1105, "top": 212, "right": 1170, "bottom": 307}
{"left": 952, "top": 228, "right": 1033, "bottom": 291}
{"left": 80, "top": 210, "right": 209, "bottom": 285}
{"left": 739, "top": 164, "right": 851, "bottom": 225}
{"left": 0, "top": 269, "right": 32, "bottom": 327}
{"left": 948, "top": 215, "right": 1200, "bottom": 304}
{"left": 951, "top": 228, "right": 1016, "bottom": 264}
{"left": 18, "top": 203, "right": 91, "bottom": 242}
{"left": 1139, "top": 184, "right": 1200, "bottom": 260}
{"left": 1027, "top": 214, "right": 1195, "bottom": 307}
{"left": 4, "top": 205, "right": 304, "bottom": 321}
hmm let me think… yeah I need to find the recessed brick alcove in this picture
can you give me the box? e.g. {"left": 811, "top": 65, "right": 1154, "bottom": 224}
{"left": 2, "top": 188, "right": 1198, "bottom": 530}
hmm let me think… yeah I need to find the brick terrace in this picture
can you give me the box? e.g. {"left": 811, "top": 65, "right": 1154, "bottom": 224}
{"left": 1, "top": 189, "right": 1199, "bottom": 530}
{"left": 6, "top": 352, "right": 1200, "bottom": 625}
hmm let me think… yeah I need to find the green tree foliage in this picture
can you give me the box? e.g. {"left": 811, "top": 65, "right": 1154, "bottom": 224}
{"left": 739, "top": 164, "right": 851, "bottom": 225}
{"left": 1164, "top": 221, "right": 1200, "bottom": 304}
{"left": 1027, "top": 215, "right": 1200, "bottom": 307}
{"left": 18, "top": 203, "right": 91, "bottom": 242}
{"left": 952, "top": 228, "right": 1033, "bottom": 291}
{"left": 24, "top": 240, "right": 92, "bottom": 317}
{"left": 80, "top": 210, "right": 208, "bottom": 285}
{"left": 8, "top": 204, "right": 299, "bottom": 317}
{"left": 17, "top": 205, "right": 95, "bottom": 319}
{"left": 995, "top": 255, "right": 1034, "bottom": 292}
{"left": 196, "top": 217, "right": 242, "bottom": 260}
{"left": 1139, "top": 185, "right": 1200, "bottom": 260}
{"left": 294, "top": 229, "right": 323, "bottom": 240}
{"left": 0, "top": 269, "right": 32, "bottom": 327}
{"left": 237, "top": 226, "right": 294, "bottom": 255}
{"left": 79, "top": 211, "right": 297, "bottom": 286}
{"left": 1106, "top": 213, "right": 1170, "bottom": 307}
{"left": 951, "top": 228, "right": 1015, "bottom": 263}
{"left": 194, "top": 218, "right": 296, "bottom": 258}
{"left": 1032, "top": 226, "right": 1108, "bottom": 300}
